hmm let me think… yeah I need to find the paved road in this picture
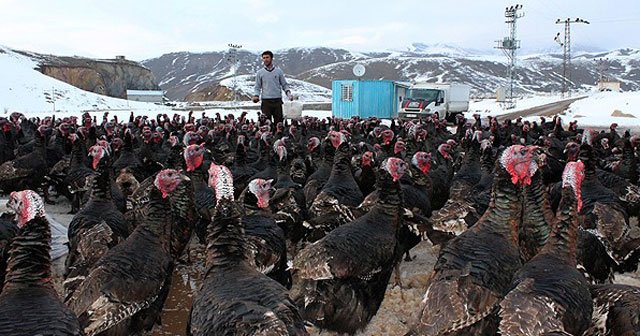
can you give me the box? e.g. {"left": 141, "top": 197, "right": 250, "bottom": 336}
{"left": 495, "top": 96, "right": 586, "bottom": 122}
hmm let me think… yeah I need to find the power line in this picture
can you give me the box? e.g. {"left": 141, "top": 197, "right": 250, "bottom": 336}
{"left": 495, "top": 4, "right": 524, "bottom": 109}
{"left": 554, "top": 17, "right": 590, "bottom": 98}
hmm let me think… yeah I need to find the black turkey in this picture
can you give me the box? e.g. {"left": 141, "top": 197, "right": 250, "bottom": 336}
{"left": 0, "top": 212, "right": 17, "bottom": 293}
{"left": 67, "top": 169, "right": 188, "bottom": 336}
{"left": 187, "top": 163, "right": 307, "bottom": 336}
{"left": 64, "top": 144, "right": 129, "bottom": 299}
{"left": 499, "top": 161, "right": 593, "bottom": 335}
{"left": 241, "top": 178, "right": 291, "bottom": 288}
{"left": 407, "top": 145, "right": 538, "bottom": 335}
{"left": 585, "top": 283, "right": 640, "bottom": 335}
{"left": 291, "top": 157, "right": 406, "bottom": 334}
{"left": 0, "top": 190, "right": 83, "bottom": 336}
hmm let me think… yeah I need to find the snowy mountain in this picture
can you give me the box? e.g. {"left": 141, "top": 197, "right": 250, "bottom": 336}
{"left": 143, "top": 43, "right": 640, "bottom": 101}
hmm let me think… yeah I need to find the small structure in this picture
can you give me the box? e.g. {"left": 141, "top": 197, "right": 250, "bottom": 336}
{"left": 126, "top": 90, "right": 165, "bottom": 104}
{"left": 597, "top": 80, "right": 621, "bottom": 92}
{"left": 331, "top": 80, "right": 409, "bottom": 119}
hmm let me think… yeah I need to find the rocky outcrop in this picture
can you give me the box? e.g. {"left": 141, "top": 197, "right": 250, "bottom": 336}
{"left": 29, "top": 54, "right": 159, "bottom": 99}
{"left": 184, "top": 84, "right": 250, "bottom": 102}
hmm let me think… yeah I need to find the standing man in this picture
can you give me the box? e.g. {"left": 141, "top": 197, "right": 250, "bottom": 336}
{"left": 253, "top": 50, "right": 293, "bottom": 125}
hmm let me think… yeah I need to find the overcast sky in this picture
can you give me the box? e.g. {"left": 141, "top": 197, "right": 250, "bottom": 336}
{"left": 1, "top": 0, "right": 638, "bottom": 61}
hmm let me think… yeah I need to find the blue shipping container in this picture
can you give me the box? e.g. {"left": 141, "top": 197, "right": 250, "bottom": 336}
{"left": 332, "top": 80, "right": 409, "bottom": 119}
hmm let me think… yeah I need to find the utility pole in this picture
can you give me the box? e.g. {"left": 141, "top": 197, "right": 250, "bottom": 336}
{"left": 554, "top": 17, "right": 590, "bottom": 97}
{"left": 596, "top": 57, "right": 608, "bottom": 83}
{"left": 495, "top": 4, "right": 523, "bottom": 109}
{"left": 227, "top": 43, "right": 242, "bottom": 105}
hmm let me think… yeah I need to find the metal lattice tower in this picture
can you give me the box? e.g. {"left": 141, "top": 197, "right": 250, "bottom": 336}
{"left": 495, "top": 4, "right": 524, "bottom": 108}
{"left": 554, "top": 18, "right": 589, "bottom": 97}
{"left": 227, "top": 43, "right": 243, "bottom": 104}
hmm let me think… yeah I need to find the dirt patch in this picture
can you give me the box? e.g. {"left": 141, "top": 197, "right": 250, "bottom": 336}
{"left": 611, "top": 110, "right": 637, "bottom": 118}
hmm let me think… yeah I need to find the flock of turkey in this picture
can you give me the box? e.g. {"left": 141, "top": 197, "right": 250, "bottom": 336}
{"left": 0, "top": 110, "right": 638, "bottom": 336}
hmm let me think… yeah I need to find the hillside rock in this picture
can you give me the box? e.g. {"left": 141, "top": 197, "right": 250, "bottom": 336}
{"left": 11, "top": 50, "right": 160, "bottom": 99}
{"left": 38, "top": 58, "right": 159, "bottom": 99}
{"left": 184, "top": 84, "right": 250, "bottom": 102}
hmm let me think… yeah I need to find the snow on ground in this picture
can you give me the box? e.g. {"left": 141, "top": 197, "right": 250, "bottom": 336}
{"left": 562, "top": 91, "right": 640, "bottom": 128}
{"left": 466, "top": 93, "right": 568, "bottom": 117}
{"left": 467, "top": 90, "right": 640, "bottom": 129}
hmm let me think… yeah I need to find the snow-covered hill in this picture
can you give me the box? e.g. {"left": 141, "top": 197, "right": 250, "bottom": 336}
{"left": 219, "top": 75, "right": 332, "bottom": 102}
{"left": 144, "top": 43, "right": 640, "bottom": 101}
{"left": 0, "top": 45, "right": 168, "bottom": 116}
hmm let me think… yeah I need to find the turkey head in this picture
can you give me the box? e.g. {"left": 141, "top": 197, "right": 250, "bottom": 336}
{"left": 438, "top": 143, "right": 452, "bottom": 161}
{"left": 564, "top": 141, "right": 580, "bottom": 162}
{"left": 184, "top": 144, "right": 205, "bottom": 172}
{"left": 562, "top": 161, "right": 585, "bottom": 212}
{"left": 6, "top": 190, "right": 44, "bottom": 229}
{"left": 381, "top": 129, "right": 394, "bottom": 145}
{"left": 307, "top": 137, "right": 320, "bottom": 153}
{"left": 362, "top": 151, "right": 375, "bottom": 168}
{"left": 394, "top": 140, "right": 406, "bottom": 157}
{"left": 248, "top": 178, "right": 273, "bottom": 209}
{"left": 382, "top": 157, "right": 407, "bottom": 182}
{"left": 154, "top": 169, "right": 187, "bottom": 199}
{"left": 88, "top": 144, "right": 108, "bottom": 170}
{"left": 411, "top": 151, "right": 432, "bottom": 174}
{"left": 500, "top": 145, "right": 540, "bottom": 186}
{"left": 327, "top": 130, "right": 347, "bottom": 149}
{"left": 275, "top": 145, "right": 287, "bottom": 163}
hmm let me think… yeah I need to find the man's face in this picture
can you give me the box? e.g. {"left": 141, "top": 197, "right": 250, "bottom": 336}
{"left": 262, "top": 54, "right": 272, "bottom": 67}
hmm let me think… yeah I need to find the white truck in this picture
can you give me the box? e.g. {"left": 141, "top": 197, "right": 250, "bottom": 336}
{"left": 398, "top": 83, "right": 470, "bottom": 121}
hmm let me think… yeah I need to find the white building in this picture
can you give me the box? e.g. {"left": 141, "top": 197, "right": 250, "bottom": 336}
{"left": 126, "top": 90, "right": 165, "bottom": 104}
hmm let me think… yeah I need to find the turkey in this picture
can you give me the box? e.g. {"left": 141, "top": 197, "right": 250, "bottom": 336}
{"left": 61, "top": 132, "right": 97, "bottom": 214}
{"left": 183, "top": 143, "right": 217, "bottom": 244}
{"left": 577, "top": 141, "right": 640, "bottom": 280}
{"left": 0, "top": 212, "right": 18, "bottom": 293}
{"left": 64, "top": 144, "right": 129, "bottom": 299}
{"left": 0, "top": 190, "right": 83, "bottom": 335}
{"left": 428, "top": 142, "right": 455, "bottom": 210}
{"left": 518, "top": 151, "right": 555, "bottom": 263}
{"left": 302, "top": 137, "right": 335, "bottom": 209}
{"left": 0, "top": 125, "right": 49, "bottom": 198}
{"left": 499, "top": 161, "right": 593, "bottom": 336}
{"left": 353, "top": 150, "right": 377, "bottom": 196}
{"left": 407, "top": 145, "right": 538, "bottom": 336}
{"left": 230, "top": 134, "right": 259, "bottom": 198}
{"left": 241, "top": 178, "right": 291, "bottom": 288}
{"left": 187, "top": 163, "right": 307, "bottom": 336}
{"left": 585, "top": 284, "right": 640, "bottom": 335}
{"left": 291, "top": 157, "right": 406, "bottom": 335}
{"left": 429, "top": 131, "right": 483, "bottom": 235}
{"left": 305, "top": 131, "right": 364, "bottom": 241}
{"left": 67, "top": 169, "right": 188, "bottom": 336}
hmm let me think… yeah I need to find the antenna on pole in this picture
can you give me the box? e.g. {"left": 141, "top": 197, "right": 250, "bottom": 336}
{"left": 227, "top": 43, "right": 243, "bottom": 105}
{"left": 554, "top": 18, "right": 589, "bottom": 98}
{"left": 495, "top": 4, "right": 523, "bottom": 109}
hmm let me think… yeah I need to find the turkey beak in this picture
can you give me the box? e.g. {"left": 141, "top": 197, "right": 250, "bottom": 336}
{"left": 406, "top": 169, "right": 413, "bottom": 178}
